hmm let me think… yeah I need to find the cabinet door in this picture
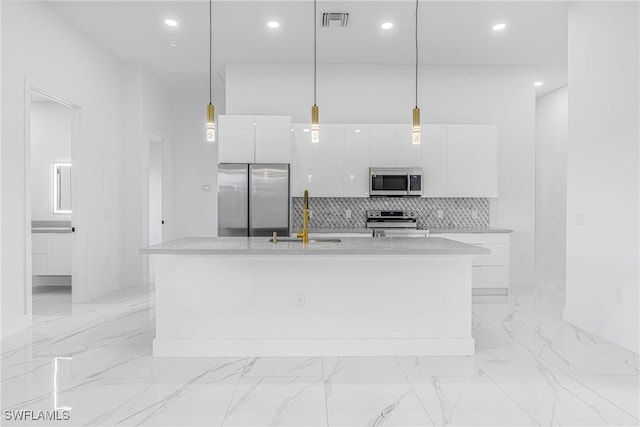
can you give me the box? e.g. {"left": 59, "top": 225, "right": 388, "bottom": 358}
{"left": 421, "top": 125, "right": 447, "bottom": 197}
{"left": 47, "top": 234, "right": 71, "bottom": 275}
{"left": 471, "top": 125, "right": 499, "bottom": 197}
{"left": 255, "top": 116, "right": 292, "bottom": 163}
{"left": 395, "top": 124, "right": 421, "bottom": 167}
{"left": 343, "top": 124, "right": 370, "bottom": 197}
{"left": 218, "top": 115, "right": 255, "bottom": 163}
{"left": 446, "top": 125, "right": 473, "bottom": 197}
{"left": 369, "top": 124, "right": 395, "bottom": 167}
{"left": 291, "top": 124, "right": 318, "bottom": 197}
{"left": 317, "top": 124, "right": 344, "bottom": 197}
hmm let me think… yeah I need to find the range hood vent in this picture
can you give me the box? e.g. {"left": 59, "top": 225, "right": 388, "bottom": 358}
{"left": 322, "top": 12, "right": 349, "bottom": 28}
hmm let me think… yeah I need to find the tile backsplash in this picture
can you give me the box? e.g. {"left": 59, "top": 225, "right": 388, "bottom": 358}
{"left": 291, "top": 197, "right": 489, "bottom": 230}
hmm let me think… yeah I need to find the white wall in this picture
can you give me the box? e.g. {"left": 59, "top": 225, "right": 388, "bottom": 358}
{"left": 226, "top": 63, "right": 536, "bottom": 287}
{"left": 565, "top": 2, "right": 639, "bottom": 352}
{"left": 121, "top": 64, "right": 172, "bottom": 287}
{"left": 1, "top": 1, "right": 125, "bottom": 336}
{"left": 171, "top": 87, "right": 219, "bottom": 238}
{"left": 535, "top": 86, "right": 568, "bottom": 275}
{"left": 30, "top": 102, "right": 72, "bottom": 221}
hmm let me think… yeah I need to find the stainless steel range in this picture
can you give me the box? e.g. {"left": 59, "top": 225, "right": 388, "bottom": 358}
{"left": 365, "top": 210, "right": 429, "bottom": 237}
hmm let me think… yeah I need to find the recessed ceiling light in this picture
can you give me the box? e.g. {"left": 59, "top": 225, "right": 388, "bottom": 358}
{"left": 492, "top": 23, "right": 506, "bottom": 31}
{"left": 302, "top": 128, "right": 311, "bottom": 133}
{"left": 164, "top": 19, "right": 178, "bottom": 27}
{"left": 534, "top": 81, "right": 544, "bottom": 87}
{"left": 381, "top": 22, "right": 394, "bottom": 30}
{"left": 168, "top": 41, "right": 178, "bottom": 48}
{"left": 267, "top": 21, "right": 280, "bottom": 29}
{"left": 355, "top": 129, "right": 361, "bottom": 133}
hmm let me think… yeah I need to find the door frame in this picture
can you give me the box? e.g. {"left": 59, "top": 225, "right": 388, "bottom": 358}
{"left": 24, "top": 81, "right": 83, "bottom": 306}
{"left": 142, "top": 126, "right": 172, "bottom": 286}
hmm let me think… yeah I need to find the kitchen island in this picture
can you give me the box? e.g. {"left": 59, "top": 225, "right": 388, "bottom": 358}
{"left": 141, "top": 237, "right": 489, "bottom": 357}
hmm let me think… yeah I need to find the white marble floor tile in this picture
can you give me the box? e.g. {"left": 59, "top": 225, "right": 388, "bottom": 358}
{"left": 502, "top": 321, "right": 639, "bottom": 376}
{"left": 411, "top": 374, "right": 538, "bottom": 426}
{"left": 116, "top": 358, "right": 247, "bottom": 426}
{"left": 323, "top": 357, "right": 433, "bottom": 426}
{"left": 475, "top": 344, "right": 639, "bottom": 426}
{"left": 576, "top": 375, "right": 640, "bottom": 421}
{"left": 397, "top": 356, "right": 480, "bottom": 378}
{"left": 223, "top": 376, "right": 327, "bottom": 427}
{"left": 240, "top": 357, "right": 323, "bottom": 378}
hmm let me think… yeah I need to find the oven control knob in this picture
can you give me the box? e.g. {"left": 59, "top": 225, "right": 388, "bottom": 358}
{"left": 409, "top": 211, "right": 415, "bottom": 217}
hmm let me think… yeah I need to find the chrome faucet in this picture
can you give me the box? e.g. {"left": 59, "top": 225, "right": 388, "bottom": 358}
{"left": 296, "top": 189, "right": 310, "bottom": 245}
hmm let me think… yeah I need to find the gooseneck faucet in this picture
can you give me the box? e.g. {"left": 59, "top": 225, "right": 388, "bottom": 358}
{"left": 296, "top": 189, "right": 310, "bottom": 245}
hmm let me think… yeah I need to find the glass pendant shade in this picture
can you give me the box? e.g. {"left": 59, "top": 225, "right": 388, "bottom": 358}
{"left": 412, "top": 106, "right": 421, "bottom": 145}
{"left": 311, "top": 104, "right": 319, "bottom": 143}
{"left": 206, "top": 103, "right": 215, "bottom": 142}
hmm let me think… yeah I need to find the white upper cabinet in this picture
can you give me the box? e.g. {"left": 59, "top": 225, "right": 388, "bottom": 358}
{"left": 254, "top": 115, "right": 292, "bottom": 164}
{"left": 421, "top": 125, "right": 448, "bottom": 197}
{"left": 369, "top": 124, "right": 396, "bottom": 167}
{"left": 470, "top": 125, "right": 499, "bottom": 197}
{"left": 317, "top": 124, "right": 344, "bottom": 197}
{"left": 218, "top": 115, "right": 291, "bottom": 164}
{"left": 218, "top": 115, "right": 255, "bottom": 163}
{"left": 343, "top": 125, "right": 370, "bottom": 197}
{"left": 445, "top": 124, "right": 499, "bottom": 198}
{"left": 446, "top": 125, "right": 474, "bottom": 197}
{"left": 394, "top": 124, "right": 421, "bottom": 167}
{"left": 291, "top": 124, "right": 318, "bottom": 197}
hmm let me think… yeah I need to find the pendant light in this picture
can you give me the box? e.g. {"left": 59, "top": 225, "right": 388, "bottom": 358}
{"left": 311, "top": 0, "right": 319, "bottom": 143}
{"left": 206, "top": 0, "right": 215, "bottom": 142}
{"left": 412, "top": 0, "right": 421, "bottom": 145}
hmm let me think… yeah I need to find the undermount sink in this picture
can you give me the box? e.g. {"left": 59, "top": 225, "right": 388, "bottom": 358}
{"left": 269, "top": 237, "right": 341, "bottom": 243}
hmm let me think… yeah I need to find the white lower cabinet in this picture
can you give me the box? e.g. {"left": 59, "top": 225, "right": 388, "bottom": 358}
{"left": 431, "top": 232, "right": 511, "bottom": 294}
{"left": 32, "top": 233, "right": 72, "bottom": 276}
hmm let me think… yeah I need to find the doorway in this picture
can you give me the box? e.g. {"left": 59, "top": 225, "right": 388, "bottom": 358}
{"left": 28, "top": 88, "right": 78, "bottom": 315}
{"left": 147, "top": 136, "right": 164, "bottom": 285}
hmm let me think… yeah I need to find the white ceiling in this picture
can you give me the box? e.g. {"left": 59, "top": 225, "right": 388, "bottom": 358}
{"left": 47, "top": 1, "right": 568, "bottom": 96}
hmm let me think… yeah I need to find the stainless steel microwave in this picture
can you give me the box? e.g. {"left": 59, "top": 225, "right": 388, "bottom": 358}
{"left": 369, "top": 167, "right": 423, "bottom": 197}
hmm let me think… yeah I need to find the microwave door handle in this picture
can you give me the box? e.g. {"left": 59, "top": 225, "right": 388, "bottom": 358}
{"left": 406, "top": 173, "right": 411, "bottom": 195}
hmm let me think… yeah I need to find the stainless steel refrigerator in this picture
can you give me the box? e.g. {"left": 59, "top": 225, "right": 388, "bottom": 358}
{"left": 218, "top": 164, "right": 290, "bottom": 237}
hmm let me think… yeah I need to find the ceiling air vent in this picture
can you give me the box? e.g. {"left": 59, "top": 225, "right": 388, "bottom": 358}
{"left": 322, "top": 12, "right": 349, "bottom": 28}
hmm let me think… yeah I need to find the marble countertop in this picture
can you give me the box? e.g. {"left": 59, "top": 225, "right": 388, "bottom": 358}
{"left": 140, "top": 236, "right": 490, "bottom": 256}
{"left": 428, "top": 227, "right": 513, "bottom": 234}
{"left": 306, "top": 227, "right": 512, "bottom": 234}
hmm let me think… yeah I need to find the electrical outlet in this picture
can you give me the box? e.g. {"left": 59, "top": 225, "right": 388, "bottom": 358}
{"left": 308, "top": 210, "right": 313, "bottom": 219}
{"left": 345, "top": 209, "right": 351, "bottom": 219}
{"left": 437, "top": 210, "right": 444, "bottom": 219}
{"left": 471, "top": 210, "right": 478, "bottom": 220}
{"left": 575, "top": 214, "right": 585, "bottom": 226}
{"left": 293, "top": 293, "right": 305, "bottom": 309}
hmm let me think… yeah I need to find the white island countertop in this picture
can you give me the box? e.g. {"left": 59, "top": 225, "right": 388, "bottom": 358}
{"left": 140, "top": 236, "right": 489, "bottom": 256}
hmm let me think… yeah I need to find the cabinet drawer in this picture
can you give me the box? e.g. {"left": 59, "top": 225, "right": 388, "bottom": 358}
{"left": 432, "top": 233, "right": 509, "bottom": 244}
{"left": 472, "top": 266, "right": 509, "bottom": 288}
{"left": 472, "top": 244, "right": 509, "bottom": 266}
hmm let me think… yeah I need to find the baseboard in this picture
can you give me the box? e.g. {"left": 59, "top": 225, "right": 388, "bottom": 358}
{"left": 153, "top": 337, "right": 476, "bottom": 357}
{"left": 563, "top": 308, "right": 639, "bottom": 354}
{"left": 1, "top": 314, "right": 31, "bottom": 339}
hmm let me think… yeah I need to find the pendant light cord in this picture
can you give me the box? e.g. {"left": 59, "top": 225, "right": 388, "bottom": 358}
{"left": 209, "top": 0, "right": 212, "bottom": 104}
{"left": 313, "top": 0, "right": 317, "bottom": 105}
{"left": 415, "top": 0, "right": 419, "bottom": 108}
